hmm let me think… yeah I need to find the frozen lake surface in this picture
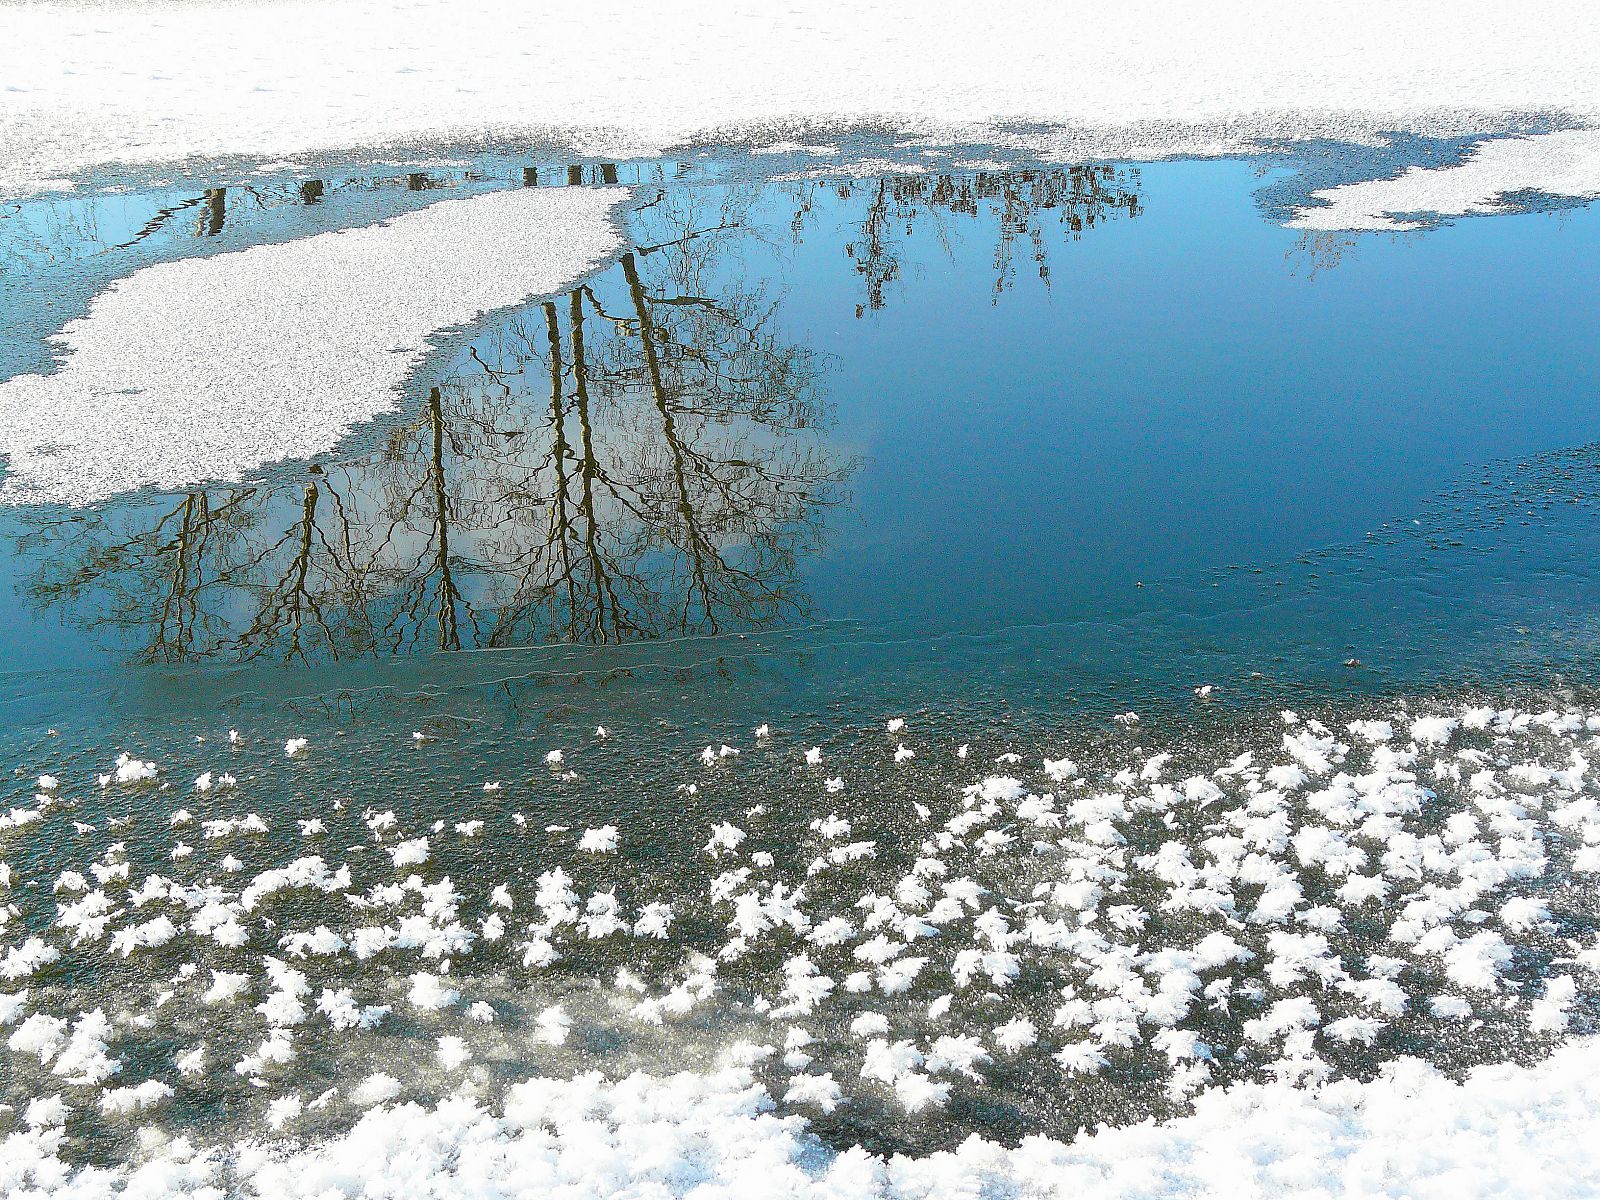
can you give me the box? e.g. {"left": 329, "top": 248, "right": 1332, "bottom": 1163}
{"left": 3, "top": 143, "right": 1600, "bottom": 1196}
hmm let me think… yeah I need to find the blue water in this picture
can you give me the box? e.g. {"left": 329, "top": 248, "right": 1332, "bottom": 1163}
{"left": 2, "top": 154, "right": 1599, "bottom": 735}
{"left": 765, "top": 162, "right": 1600, "bottom": 629}
{"left": 4, "top": 150, "right": 1600, "bottom": 1172}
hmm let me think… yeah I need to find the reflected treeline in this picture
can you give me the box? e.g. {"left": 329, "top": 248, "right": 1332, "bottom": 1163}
{"left": 15, "top": 164, "right": 1142, "bottom": 663}
{"left": 786, "top": 166, "right": 1141, "bottom": 316}
{"left": 1284, "top": 230, "right": 1367, "bottom": 280}
{"left": 19, "top": 187, "right": 857, "bottom": 663}
{"left": 1, "top": 168, "right": 490, "bottom": 273}
{"left": 143, "top": 170, "right": 463, "bottom": 248}
{"left": 111, "top": 178, "right": 382, "bottom": 252}
{"left": 115, "top": 164, "right": 631, "bottom": 250}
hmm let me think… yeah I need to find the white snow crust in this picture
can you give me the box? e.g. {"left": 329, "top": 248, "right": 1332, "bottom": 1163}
{"left": 2, "top": 1, "right": 1599, "bottom": 199}
{"left": 8, "top": 1043, "right": 1600, "bottom": 1198}
{"left": 0, "top": 187, "right": 625, "bottom": 505}
{"left": 1291, "top": 128, "right": 1600, "bottom": 229}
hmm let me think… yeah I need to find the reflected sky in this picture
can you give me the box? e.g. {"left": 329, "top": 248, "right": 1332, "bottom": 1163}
{"left": 1, "top": 155, "right": 1599, "bottom": 722}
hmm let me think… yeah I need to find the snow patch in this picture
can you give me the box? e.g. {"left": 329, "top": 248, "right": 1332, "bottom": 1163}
{"left": 2, "top": 1, "right": 1599, "bottom": 198}
{"left": 1291, "top": 129, "right": 1600, "bottom": 230}
{"left": 0, "top": 187, "right": 626, "bottom": 505}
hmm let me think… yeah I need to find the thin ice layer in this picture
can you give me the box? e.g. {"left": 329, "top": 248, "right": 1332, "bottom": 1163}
{"left": 0, "top": 187, "right": 626, "bottom": 506}
{"left": 2, "top": 1, "right": 1599, "bottom": 197}
{"left": 6, "top": 700, "right": 1600, "bottom": 1186}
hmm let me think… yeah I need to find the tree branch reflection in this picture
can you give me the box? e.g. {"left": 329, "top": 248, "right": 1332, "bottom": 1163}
{"left": 811, "top": 166, "right": 1141, "bottom": 316}
{"left": 16, "top": 166, "right": 1141, "bottom": 663}
{"left": 19, "top": 186, "right": 855, "bottom": 662}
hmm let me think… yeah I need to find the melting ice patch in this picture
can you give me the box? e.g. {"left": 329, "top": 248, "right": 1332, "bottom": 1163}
{"left": 0, "top": 187, "right": 626, "bottom": 506}
{"left": 1289, "top": 128, "right": 1600, "bottom": 230}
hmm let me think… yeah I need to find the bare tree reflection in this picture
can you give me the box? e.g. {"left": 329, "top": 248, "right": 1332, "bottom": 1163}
{"left": 1, "top": 167, "right": 494, "bottom": 276}
{"left": 20, "top": 470, "right": 379, "bottom": 663}
{"left": 812, "top": 166, "right": 1141, "bottom": 316}
{"left": 16, "top": 165, "right": 1140, "bottom": 662}
{"left": 1284, "top": 230, "right": 1365, "bottom": 280}
{"left": 21, "top": 489, "right": 259, "bottom": 662}
{"left": 222, "top": 473, "right": 377, "bottom": 661}
{"left": 18, "top": 186, "right": 854, "bottom": 662}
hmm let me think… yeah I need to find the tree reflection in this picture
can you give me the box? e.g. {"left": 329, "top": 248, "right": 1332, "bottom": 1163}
{"left": 1284, "top": 230, "right": 1365, "bottom": 280}
{"left": 1, "top": 167, "right": 490, "bottom": 273}
{"left": 22, "top": 488, "right": 260, "bottom": 662}
{"left": 16, "top": 165, "right": 1142, "bottom": 663}
{"left": 798, "top": 166, "right": 1141, "bottom": 316}
{"left": 18, "top": 187, "right": 855, "bottom": 663}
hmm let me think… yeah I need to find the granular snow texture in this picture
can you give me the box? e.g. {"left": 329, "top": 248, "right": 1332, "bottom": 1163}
{"left": 1290, "top": 128, "right": 1600, "bottom": 229}
{"left": 0, "top": 186, "right": 626, "bottom": 505}
{"left": 2, "top": 1, "right": 1599, "bottom": 198}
